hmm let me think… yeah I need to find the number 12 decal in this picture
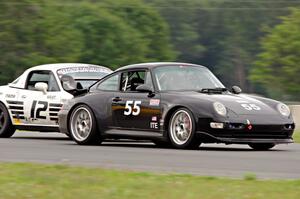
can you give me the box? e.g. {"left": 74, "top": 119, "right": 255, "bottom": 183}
{"left": 31, "top": 100, "right": 48, "bottom": 119}
{"left": 124, "top": 100, "right": 141, "bottom": 116}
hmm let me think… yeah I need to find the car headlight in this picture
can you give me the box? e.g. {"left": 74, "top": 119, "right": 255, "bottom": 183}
{"left": 213, "top": 102, "right": 227, "bottom": 116}
{"left": 277, "top": 103, "right": 290, "bottom": 117}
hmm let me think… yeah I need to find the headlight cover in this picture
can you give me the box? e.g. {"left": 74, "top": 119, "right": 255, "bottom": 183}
{"left": 213, "top": 102, "right": 227, "bottom": 116}
{"left": 277, "top": 103, "right": 290, "bottom": 117}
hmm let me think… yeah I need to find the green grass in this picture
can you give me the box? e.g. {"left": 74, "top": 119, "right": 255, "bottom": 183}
{"left": 293, "top": 131, "right": 300, "bottom": 143}
{"left": 0, "top": 163, "right": 300, "bottom": 199}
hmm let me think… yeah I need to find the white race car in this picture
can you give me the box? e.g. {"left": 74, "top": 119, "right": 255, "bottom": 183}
{"left": 0, "top": 63, "right": 112, "bottom": 137}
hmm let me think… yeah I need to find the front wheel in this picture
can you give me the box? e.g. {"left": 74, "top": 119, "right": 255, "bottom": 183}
{"left": 248, "top": 143, "right": 275, "bottom": 151}
{"left": 168, "top": 108, "right": 201, "bottom": 149}
{"left": 69, "top": 105, "right": 101, "bottom": 145}
{"left": 0, "top": 103, "right": 16, "bottom": 138}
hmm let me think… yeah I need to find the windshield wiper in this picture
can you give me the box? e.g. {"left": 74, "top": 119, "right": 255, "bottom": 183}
{"left": 199, "top": 87, "right": 228, "bottom": 93}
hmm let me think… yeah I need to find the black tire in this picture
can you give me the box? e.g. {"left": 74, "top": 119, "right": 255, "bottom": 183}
{"left": 248, "top": 143, "right": 275, "bottom": 151}
{"left": 168, "top": 108, "right": 201, "bottom": 149}
{"left": 0, "top": 103, "right": 16, "bottom": 138}
{"left": 69, "top": 105, "right": 101, "bottom": 145}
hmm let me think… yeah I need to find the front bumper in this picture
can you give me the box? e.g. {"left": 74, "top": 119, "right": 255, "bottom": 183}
{"left": 197, "top": 131, "right": 293, "bottom": 144}
{"left": 197, "top": 117, "right": 295, "bottom": 144}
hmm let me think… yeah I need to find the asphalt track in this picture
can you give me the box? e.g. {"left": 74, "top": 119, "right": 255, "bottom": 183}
{"left": 1, "top": 131, "right": 300, "bottom": 179}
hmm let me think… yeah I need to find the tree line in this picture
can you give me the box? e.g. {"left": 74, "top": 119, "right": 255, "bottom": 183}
{"left": 0, "top": 0, "right": 300, "bottom": 100}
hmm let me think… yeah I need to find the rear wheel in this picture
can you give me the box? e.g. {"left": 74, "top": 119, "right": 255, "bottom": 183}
{"left": 69, "top": 105, "right": 101, "bottom": 145}
{"left": 0, "top": 103, "right": 16, "bottom": 138}
{"left": 248, "top": 143, "right": 275, "bottom": 151}
{"left": 168, "top": 108, "right": 201, "bottom": 149}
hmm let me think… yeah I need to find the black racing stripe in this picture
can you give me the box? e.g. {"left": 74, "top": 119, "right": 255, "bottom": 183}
{"left": 11, "top": 111, "right": 24, "bottom": 115}
{"left": 12, "top": 116, "right": 25, "bottom": 119}
{"left": 7, "top": 101, "right": 24, "bottom": 105}
{"left": 50, "top": 113, "right": 58, "bottom": 117}
{"left": 49, "top": 103, "right": 63, "bottom": 108}
{"left": 9, "top": 106, "right": 24, "bottom": 110}
{"left": 50, "top": 118, "right": 58, "bottom": 121}
{"left": 49, "top": 108, "right": 61, "bottom": 112}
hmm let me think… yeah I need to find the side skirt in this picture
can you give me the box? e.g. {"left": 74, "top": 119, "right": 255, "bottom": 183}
{"left": 103, "top": 129, "right": 164, "bottom": 140}
{"left": 15, "top": 125, "right": 60, "bottom": 132}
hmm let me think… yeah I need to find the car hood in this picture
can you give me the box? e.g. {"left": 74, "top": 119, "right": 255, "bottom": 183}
{"left": 206, "top": 94, "right": 279, "bottom": 115}
{"left": 169, "top": 92, "right": 280, "bottom": 116}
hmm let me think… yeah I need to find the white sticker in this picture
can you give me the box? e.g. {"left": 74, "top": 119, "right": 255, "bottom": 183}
{"left": 150, "top": 122, "right": 158, "bottom": 129}
{"left": 150, "top": 99, "right": 160, "bottom": 106}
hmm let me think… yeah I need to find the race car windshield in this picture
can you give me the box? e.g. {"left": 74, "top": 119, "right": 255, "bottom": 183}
{"left": 57, "top": 67, "right": 111, "bottom": 89}
{"left": 153, "top": 65, "right": 225, "bottom": 91}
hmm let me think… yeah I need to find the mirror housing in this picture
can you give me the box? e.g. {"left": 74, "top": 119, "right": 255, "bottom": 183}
{"left": 231, "top": 86, "right": 242, "bottom": 94}
{"left": 136, "top": 84, "right": 154, "bottom": 94}
{"left": 35, "top": 82, "right": 48, "bottom": 94}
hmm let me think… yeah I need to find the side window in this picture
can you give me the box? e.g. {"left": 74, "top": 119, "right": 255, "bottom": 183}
{"left": 26, "top": 71, "right": 60, "bottom": 92}
{"left": 121, "top": 71, "right": 152, "bottom": 92}
{"left": 97, "top": 73, "right": 119, "bottom": 91}
{"left": 144, "top": 72, "right": 154, "bottom": 90}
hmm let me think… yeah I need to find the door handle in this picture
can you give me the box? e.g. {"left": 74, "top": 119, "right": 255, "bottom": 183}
{"left": 112, "top": 97, "right": 122, "bottom": 102}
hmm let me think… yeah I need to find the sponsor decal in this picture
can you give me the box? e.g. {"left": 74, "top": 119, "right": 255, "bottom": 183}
{"left": 149, "top": 99, "right": 160, "bottom": 106}
{"left": 150, "top": 122, "right": 158, "bottom": 129}
{"left": 57, "top": 67, "right": 110, "bottom": 76}
{"left": 160, "top": 119, "right": 164, "bottom": 127}
{"left": 47, "top": 95, "right": 56, "bottom": 100}
{"left": 151, "top": 116, "right": 157, "bottom": 122}
{"left": 5, "top": 94, "right": 16, "bottom": 98}
{"left": 13, "top": 118, "right": 21, "bottom": 125}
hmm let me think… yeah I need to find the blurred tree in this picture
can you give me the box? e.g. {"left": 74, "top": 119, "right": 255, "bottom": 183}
{"left": 0, "top": 0, "right": 176, "bottom": 84}
{"left": 73, "top": 0, "right": 176, "bottom": 69}
{"left": 0, "top": 0, "right": 84, "bottom": 84}
{"left": 145, "top": 0, "right": 294, "bottom": 95}
{"left": 251, "top": 8, "right": 300, "bottom": 100}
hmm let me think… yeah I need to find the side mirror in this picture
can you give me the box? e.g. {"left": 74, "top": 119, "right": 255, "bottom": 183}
{"left": 61, "top": 75, "right": 76, "bottom": 91}
{"left": 231, "top": 86, "right": 242, "bottom": 94}
{"left": 35, "top": 82, "right": 48, "bottom": 94}
{"left": 136, "top": 84, "right": 154, "bottom": 93}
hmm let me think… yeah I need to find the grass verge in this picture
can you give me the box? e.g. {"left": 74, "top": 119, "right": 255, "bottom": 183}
{"left": 0, "top": 163, "right": 300, "bottom": 199}
{"left": 293, "top": 131, "right": 300, "bottom": 143}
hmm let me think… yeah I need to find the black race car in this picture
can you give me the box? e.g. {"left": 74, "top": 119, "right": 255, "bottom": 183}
{"left": 58, "top": 62, "right": 295, "bottom": 150}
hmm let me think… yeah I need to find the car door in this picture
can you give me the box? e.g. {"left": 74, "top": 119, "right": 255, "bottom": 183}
{"left": 112, "top": 70, "right": 162, "bottom": 131}
{"left": 20, "top": 70, "right": 62, "bottom": 126}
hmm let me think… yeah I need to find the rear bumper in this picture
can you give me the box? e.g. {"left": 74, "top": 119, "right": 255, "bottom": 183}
{"left": 197, "top": 131, "right": 293, "bottom": 144}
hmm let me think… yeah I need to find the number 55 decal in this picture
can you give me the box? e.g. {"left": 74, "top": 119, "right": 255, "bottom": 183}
{"left": 124, "top": 100, "right": 141, "bottom": 116}
{"left": 241, "top": 103, "right": 261, "bottom": 111}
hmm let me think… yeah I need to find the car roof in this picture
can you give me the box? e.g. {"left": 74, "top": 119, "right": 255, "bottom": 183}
{"left": 30, "top": 63, "right": 111, "bottom": 72}
{"left": 116, "top": 62, "right": 206, "bottom": 71}
{"left": 8, "top": 63, "right": 112, "bottom": 89}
